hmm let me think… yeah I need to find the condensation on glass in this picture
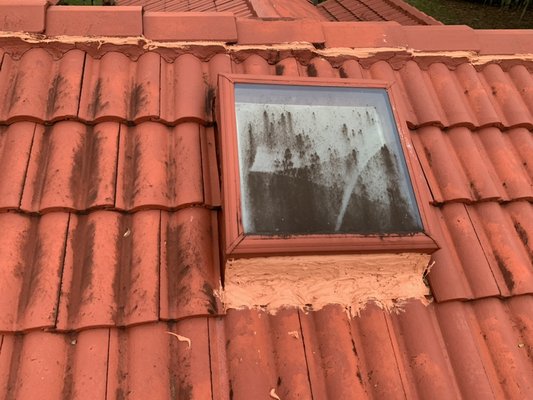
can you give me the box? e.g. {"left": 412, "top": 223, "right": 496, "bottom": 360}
{"left": 234, "top": 83, "right": 423, "bottom": 236}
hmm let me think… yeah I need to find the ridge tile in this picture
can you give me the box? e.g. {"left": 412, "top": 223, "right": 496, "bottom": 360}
{"left": 144, "top": 12, "right": 238, "bottom": 42}
{"left": 236, "top": 19, "right": 326, "bottom": 45}
{"left": 46, "top": 6, "right": 143, "bottom": 37}
{"left": 0, "top": 0, "right": 47, "bottom": 33}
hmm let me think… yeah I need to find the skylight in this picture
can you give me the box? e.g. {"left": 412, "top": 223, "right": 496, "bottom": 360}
{"left": 218, "top": 74, "right": 436, "bottom": 258}
{"left": 234, "top": 83, "right": 423, "bottom": 236}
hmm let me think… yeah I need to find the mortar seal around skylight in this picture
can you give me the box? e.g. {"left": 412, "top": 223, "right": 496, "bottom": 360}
{"left": 215, "top": 74, "right": 439, "bottom": 313}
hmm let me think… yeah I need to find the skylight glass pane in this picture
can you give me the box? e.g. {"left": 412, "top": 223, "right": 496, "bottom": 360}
{"left": 234, "top": 83, "right": 423, "bottom": 235}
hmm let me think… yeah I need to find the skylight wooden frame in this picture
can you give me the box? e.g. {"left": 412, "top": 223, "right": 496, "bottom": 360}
{"left": 217, "top": 74, "right": 438, "bottom": 258}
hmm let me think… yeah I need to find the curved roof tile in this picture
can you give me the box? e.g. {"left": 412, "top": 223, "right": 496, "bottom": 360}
{"left": 0, "top": 8, "right": 533, "bottom": 399}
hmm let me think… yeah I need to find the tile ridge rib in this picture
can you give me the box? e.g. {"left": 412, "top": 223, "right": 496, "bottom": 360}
{"left": 75, "top": 52, "right": 87, "bottom": 121}
{"left": 4, "top": 335, "right": 23, "bottom": 400}
{"left": 0, "top": 51, "right": 6, "bottom": 70}
{"left": 464, "top": 205, "right": 505, "bottom": 297}
{"left": 297, "top": 309, "right": 316, "bottom": 400}
{"left": 156, "top": 210, "right": 162, "bottom": 321}
{"left": 196, "top": 124, "right": 207, "bottom": 204}
{"left": 104, "top": 328, "right": 112, "bottom": 400}
{"left": 111, "top": 124, "right": 122, "bottom": 210}
{"left": 207, "top": 318, "right": 216, "bottom": 400}
{"left": 17, "top": 123, "right": 38, "bottom": 210}
{"left": 382, "top": 310, "right": 412, "bottom": 399}
{"left": 52, "top": 212, "right": 71, "bottom": 329}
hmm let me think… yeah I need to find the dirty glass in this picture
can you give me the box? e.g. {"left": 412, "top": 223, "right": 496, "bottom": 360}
{"left": 234, "top": 83, "right": 423, "bottom": 235}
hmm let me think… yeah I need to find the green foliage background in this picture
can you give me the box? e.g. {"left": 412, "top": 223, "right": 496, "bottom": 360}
{"left": 405, "top": 0, "right": 533, "bottom": 28}
{"left": 486, "top": 0, "right": 530, "bottom": 18}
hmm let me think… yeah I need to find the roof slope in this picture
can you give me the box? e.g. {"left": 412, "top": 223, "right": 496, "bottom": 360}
{"left": 0, "top": 7, "right": 533, "bottom": 400}
{"left": 116, "top": 0, "right": 328, "bottom": 19}
{"left": 115, "top": 0, "right": 437, "bottom": 24}
{"left": 117, "top": 0, "right": 254, "bottom": 17}
{"left": 318, "top": 0, "right": 440, "bottom": 25}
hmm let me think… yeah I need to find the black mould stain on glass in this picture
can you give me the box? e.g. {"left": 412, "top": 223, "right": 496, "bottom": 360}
{"left": 234, "top": 84, "right": 423, "bottom": 236}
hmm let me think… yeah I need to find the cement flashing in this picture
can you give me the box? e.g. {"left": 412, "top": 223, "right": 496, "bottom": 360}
{"left": 218, "top": 252, "right": 432, "bottom": 316}
{"left": 0, "top": 31, "right": 532, "bottom": 68}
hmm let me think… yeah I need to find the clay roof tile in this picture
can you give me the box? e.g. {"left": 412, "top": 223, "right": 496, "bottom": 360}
{"left": 1, "top": 4, "right": 533, "bottom": 399}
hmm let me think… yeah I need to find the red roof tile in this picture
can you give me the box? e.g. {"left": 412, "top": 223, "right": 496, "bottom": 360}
{"left": 0, "top": 208, "right": 220, "bottom": 332}
{"left": 322, "top": 21, "right": 407, "bottom": 48}
{"left": 403, "top": 25, "right": 479, "bottom": 51}
{"left": 46, "top": 6, "right": 143, "bottom": 37}
{"left": 0, "top": 0, "right": 47, "bottom": 33}
{"left": 3, "top": 299, "right": 533, "bottom": 398}
{"left": 0, "top": 8, "right": 533, "bottom": 399}
{"left": 144, "top": 12, "right": 238, "bottom": 41}
{"left": 247, "top": 0, "right": 326, "bottom": 20}
{"left": 236, "top": 19, "right": 326, "bottom": 45}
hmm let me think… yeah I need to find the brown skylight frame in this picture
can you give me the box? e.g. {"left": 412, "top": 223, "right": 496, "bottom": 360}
{"left": 217, "top": 74, "right": 437, "bottom": 258}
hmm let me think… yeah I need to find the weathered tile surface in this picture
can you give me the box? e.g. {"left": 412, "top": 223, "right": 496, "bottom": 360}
{"left": 0, "top": 9, "right": 532, "bottom": 400}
